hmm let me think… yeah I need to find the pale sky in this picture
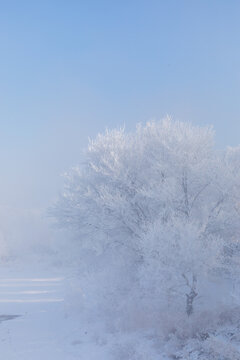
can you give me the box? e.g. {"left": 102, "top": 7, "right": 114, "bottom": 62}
{"left": 0, "top": 0, "right": 240, "bottom": 209}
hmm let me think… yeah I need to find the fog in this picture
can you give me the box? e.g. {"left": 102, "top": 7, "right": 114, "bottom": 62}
{"left": 0, "top": 119, "right": 87, "bottom": 258}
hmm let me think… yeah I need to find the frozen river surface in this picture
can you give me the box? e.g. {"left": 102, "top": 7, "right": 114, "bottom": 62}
{"left": 0, "top": 264, "right": 82, "bottom": 360}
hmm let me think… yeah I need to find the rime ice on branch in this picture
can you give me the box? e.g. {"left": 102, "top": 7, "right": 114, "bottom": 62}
{"left": 51, "top": 119, "right": 240, "bottom": 316}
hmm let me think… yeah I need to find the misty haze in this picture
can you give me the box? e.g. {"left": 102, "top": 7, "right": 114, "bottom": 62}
{"left": 1, "top": 2, "right": 240, "bottom": 359}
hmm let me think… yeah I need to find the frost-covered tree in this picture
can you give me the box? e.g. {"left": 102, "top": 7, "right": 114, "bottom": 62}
{"left": 52, "top": 118, "right": 240, "bottom": 317}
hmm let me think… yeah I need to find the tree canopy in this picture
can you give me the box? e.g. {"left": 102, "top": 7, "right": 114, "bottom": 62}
{"left": 52, "top": 119, "right": 240, "bottom": 317}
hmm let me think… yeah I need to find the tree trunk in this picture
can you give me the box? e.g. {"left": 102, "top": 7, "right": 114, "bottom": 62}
{"left": 182, "top": 273, "right": 198, "bottom": 316}
{"left": 186, "top": 287, "right": 198, "bottom": 316}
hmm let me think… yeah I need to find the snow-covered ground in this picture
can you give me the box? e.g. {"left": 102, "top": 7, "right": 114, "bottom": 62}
{"left": 1, "top": 260, "right": 240, "bottom": 360}
{"left": 0, "top": 261, "right": 124, "bottom": 360}
{"left": 0, "top": 263, "right": 79, "bottom": 360}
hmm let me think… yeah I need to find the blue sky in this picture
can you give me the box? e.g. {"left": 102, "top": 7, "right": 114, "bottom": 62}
{"left": 0, "top": 0, "right": 240, "bottom": 208}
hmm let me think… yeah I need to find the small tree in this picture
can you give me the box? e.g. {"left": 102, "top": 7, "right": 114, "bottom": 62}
{"left": 52, "top": 119, "right": 240, "bottom": 317}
